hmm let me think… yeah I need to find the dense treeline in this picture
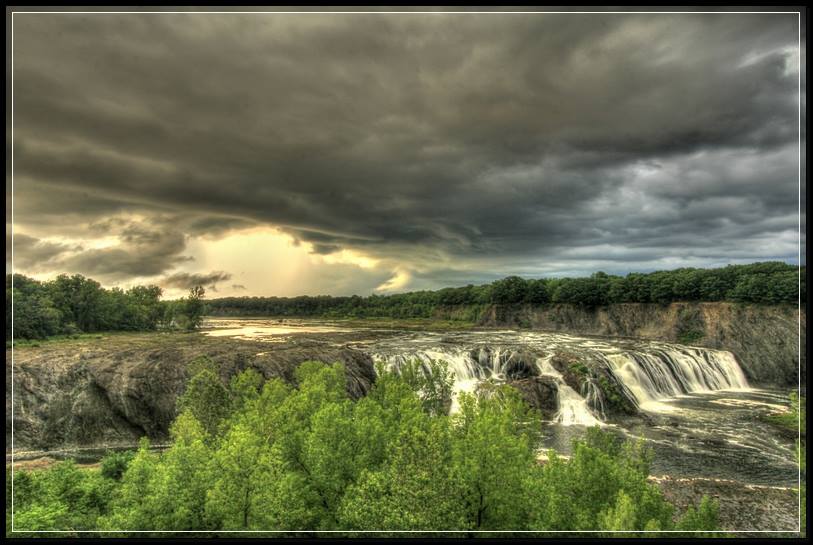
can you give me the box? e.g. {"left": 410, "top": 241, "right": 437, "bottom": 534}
{"left": 7, "top": 360, "right": 720, "bottom": 536}
{"left": 6, "top": 274, "right": 206, "bottom": 340}
{"left": 207, "top": 262, "right": 805, "bottom": 319}
{"left": 6, "top": 262, "right": 803, "bottom": 338}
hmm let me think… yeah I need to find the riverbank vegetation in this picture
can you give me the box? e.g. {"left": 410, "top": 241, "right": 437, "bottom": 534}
{"left": 6, "top": 274, "right": 206, "bottom": 341}
{"left": 7, "top": 261, "right": 802, "bottom": 340}
{"left": 7, "top": 360, "right": 720, "bottom": 536}
{"left": 208, "top": 262, "right": 803, "bottom": 319}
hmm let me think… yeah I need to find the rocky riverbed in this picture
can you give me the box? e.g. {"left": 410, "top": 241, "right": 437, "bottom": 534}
{"left": 650, "top": 475, "right": 800, "bottom": 533}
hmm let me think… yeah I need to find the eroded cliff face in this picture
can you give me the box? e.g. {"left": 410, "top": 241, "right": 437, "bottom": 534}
{"left": 7, "top": 334, "right": 375, "bottom": 451}
{"left": 475, "top": 302, "right": 804, "bottom": 386}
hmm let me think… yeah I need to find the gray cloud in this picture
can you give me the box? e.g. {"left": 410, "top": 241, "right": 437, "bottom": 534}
{"left": 6, "top": 232, "right": 83, "bottom": 272}
{"left": 160, "top": 271, "right": 232, "bottom": 292}
{"left": 7, "top": 11, "right": 804, "bottom": 292}
{"left": 59, "top": 218, "right": 192, "bottom": 281}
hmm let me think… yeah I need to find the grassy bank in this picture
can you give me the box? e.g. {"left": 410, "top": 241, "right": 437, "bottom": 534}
{"left": 6, "top": 330, "right": 195, "bottom": 350}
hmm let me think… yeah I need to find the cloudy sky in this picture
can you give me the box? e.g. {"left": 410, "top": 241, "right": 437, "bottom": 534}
{"left": 6, "top": 9, "right": 805, "bottom": 298}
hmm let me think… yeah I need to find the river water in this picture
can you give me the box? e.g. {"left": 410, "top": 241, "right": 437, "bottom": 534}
{"left": 202, "top": 318, "right": 800, "bottom": 488}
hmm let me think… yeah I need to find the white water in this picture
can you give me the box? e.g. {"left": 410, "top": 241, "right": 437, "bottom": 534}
{"left": 375, "top": 348, "right": 484, "bottom": 413}
{"left": 372, "top": 336, "right": 750, "bottom": 426}
{"left": 602, "top": 347, "right": 750, "bottom": 410}
{"left": 537, "top": 357, "right": 604, "bottom": 426}
{"left": 204, "top": 319, "right": 752, "bottom": 427}
{"left": 201, "top": 319, "right": 796, "bottom": 487}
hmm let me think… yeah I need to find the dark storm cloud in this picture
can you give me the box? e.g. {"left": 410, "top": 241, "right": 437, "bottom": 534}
{"left": 160, "top": 271, "right": 232, "bottom": 291}
{"left": 8, "top": 11, "right": 803, "bottom": 290}
{"left": 6, "top": 232, "right": 82, "bottom": 272}
{"left": 59, "top": 218, "right": 193, "bottom": 280}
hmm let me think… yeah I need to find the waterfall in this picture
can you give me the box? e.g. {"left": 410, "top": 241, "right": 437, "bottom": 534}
{"left": 537, "top": 357, "right": 604, "bottom": 427}
{"left": 375, "top": 346, "right": 550, "bottom": 414}
{"left": 371, "top": 338, "right": 749, "bottom": 422}
{"left": 378, "top": 348, "right": 607, "bottom": 425}
{"left": 582, "top": 379, "right": 607, "bottom": 421}
{"left": 602, "top": 347, "right": 750, "bottom": 408}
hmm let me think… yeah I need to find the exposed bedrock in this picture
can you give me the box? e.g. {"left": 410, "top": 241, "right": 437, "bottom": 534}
{"left": 508, "top": 375, "right": 559, "bottom": 419}
{"left": 546, "top": 351, "right": 638, "bottom": 417}
{"left": 7, "top": 335, "right": 375, "bottom": 451}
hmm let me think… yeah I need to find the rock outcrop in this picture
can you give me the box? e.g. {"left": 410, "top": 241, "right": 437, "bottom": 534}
{"left": 7, "top": 334, "right": 375, "bottom": 451}
{"left": 508, "top": 376, "right": 558, "bottom": 418}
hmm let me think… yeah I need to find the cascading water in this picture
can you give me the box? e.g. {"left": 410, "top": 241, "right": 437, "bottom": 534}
{"left": 581, "top": 379, "right": 607, "bottom": 421}
{"left": 204, "top": 319, "right": 797, "bottom": 490}
{"left": 376, "top": 348, "right": 483, "bottom": 413}
{"left": 537, "top": 356, "right": 604, "bottom": 426}
{"left": 369, "top": 331, "right": 751, "bottom": 423}
{"left": 602, "top": 347, "right": 750, "bottom": 409}
{"left": 375, "top": 345, "right": 560, "bottom": 414}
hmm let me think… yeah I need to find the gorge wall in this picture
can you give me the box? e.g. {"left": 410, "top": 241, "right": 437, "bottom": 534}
{"left": 460, "top": 302, "right": 804, "bottom": 387}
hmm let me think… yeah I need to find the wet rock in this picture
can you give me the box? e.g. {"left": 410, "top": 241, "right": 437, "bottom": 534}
{"left": 469, "top": 347, "right": 542, "bottom": 379}
{"left": 548, "top": 352, "right": 587, "bottom": 391}
{"left": 509, "top": 376, "right": 558, "bottom": 418}
{"left": 546, "top": 351, "right": 637, "bottom": 417}
{"left": 502, "top": 350, "right": 541, "bottom": 379}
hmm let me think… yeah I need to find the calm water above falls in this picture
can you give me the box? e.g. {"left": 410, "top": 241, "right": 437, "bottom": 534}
{"left": 202, "top": 318, "right": 800, "bottom": 487}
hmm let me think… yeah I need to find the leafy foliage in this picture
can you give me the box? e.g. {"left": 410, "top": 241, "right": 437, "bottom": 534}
{"left": 99, "top": 451, "right": 135, "bottom": 481}
{"left": 7, "top": 460, "right": 116, "bottom": 536}
{"left": 8, "top": 362, "right": 721, "bottom": 536}
{"left": 378, "top": 359, "right": 454, "bottom": 416}
{"left": 176, "top": 368, "right": 231, "bottom": 438}
{"left": 6, "top": 274, "right": 212, "bottom": 340}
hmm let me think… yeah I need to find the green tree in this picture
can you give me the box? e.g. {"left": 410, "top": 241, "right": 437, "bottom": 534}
{"left": 674, "top": 495, "right": 720, "bottom": 534}
{"left": 451, "top": 387, "right": 540, "bottom": 531}
{"left": 9, "top": 361, "right": 725, "bottom": 535}
{"left": 526, "top": 428, "right": 674, "bottom": 532}
{"left": 183, "top": 285, "right": 206, "bottom": 330}
{"left": 100, "top": 451, "right": 135, "bottom": 481}
{"left": 103, "top": 438, "right": 159, "bottom": 530}
{"left": 177, "top": 369, "right": 231, "bottom": 438}
{"left": 229, "top": 367, "right": 264, "bottom": 413}
{"left": 338, "top": 417, "right": 467, "bottom": 532}
{"left": 490, "top": 276, "right": 529, "bottom": 305}
{"left": 147, "top": 412, "right": 215, "bottom": 530}
{"left": 381, "top": 359, "right": 454, "bottom": 416}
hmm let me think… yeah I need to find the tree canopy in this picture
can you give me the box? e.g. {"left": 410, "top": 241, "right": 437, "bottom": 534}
{"left": 7, "top": 261, "right": 802, "bottom": 340}
{"left": 8, "top": 361, "right": 721, "bottom": 536}
{"left": 6, "top": 274, "right": 207, "bottom": 340}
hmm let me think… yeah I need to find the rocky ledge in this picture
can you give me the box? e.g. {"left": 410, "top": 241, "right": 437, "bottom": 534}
{"left": 7, "top": 332, "right": 375, "bottom": 451}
